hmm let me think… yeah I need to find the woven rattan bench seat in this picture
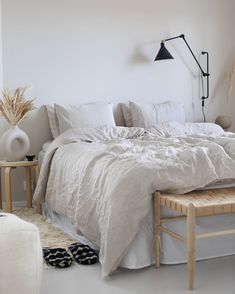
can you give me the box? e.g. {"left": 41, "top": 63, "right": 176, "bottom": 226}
{"left": 160, "top": 188, "right": 235, "bottom": 216}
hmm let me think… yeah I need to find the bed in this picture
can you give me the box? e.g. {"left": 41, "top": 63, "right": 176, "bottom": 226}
{"left": 34, "top": 102, "right": 235, "bottom": 277}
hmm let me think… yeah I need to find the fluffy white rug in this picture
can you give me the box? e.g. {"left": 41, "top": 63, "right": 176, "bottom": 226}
{"left": 13, "top": 208, "right": 74, "bottom": 249}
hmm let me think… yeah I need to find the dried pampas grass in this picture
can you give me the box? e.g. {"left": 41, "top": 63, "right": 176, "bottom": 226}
{"left": 0, "top": 87, "right": 34, "bottom": 125}
{"left": 227, "top": 61, "right": 235, "bottom": 101}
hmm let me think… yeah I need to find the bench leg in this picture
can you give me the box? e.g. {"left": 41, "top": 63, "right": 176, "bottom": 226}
{"left": 187, "top": 203, "right": 196, "bottom": 290}
{"left": 154, "top": 192, "right": 161, "bottom": 268}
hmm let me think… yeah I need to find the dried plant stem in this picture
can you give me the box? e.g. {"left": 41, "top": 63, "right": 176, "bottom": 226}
{"left": 227, "top": 61, "right": 235, "bottom": 102}
{"left": 0, "top": 87, "right": 34, "bottom": 125}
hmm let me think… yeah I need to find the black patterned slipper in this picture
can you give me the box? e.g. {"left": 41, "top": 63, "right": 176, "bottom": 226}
{"left": 68, "top": 243, "right": 99, "bottom": 265}
{"left": 43, "top": 248, "right": 73, "bottom": 268}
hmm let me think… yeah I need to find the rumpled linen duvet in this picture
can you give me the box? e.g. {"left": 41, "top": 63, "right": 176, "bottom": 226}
{"left": 33, "top": 126, "right": 235, "bottom": 277}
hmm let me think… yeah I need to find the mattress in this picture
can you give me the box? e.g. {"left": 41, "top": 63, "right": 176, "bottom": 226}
{"left": 38, "top": 137, "right": 235, "bottom": 270}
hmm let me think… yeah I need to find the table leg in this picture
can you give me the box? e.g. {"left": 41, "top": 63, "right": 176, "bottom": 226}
{"left": 5, "top": 167, "right": 12, "bottom": 213}
{"left": 33, "top": 165, "right": 42, "bottom": 214}
{"left": 25, "top": 167, "right": 32, "bottom": 208}
{"left": 0, "top": 168, "right": 2, "bottom": 210}
{"left": 33, "top": 165, "right": 40, "bottom": 182}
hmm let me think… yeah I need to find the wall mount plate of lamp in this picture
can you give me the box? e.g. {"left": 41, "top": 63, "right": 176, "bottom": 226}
{"left": 154, "top": 34, "right": 209, "bottom": 122}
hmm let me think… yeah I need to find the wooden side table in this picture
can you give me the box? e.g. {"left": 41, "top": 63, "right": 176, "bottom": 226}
{"left": 0, "top": 160, "right": 39, "bottom": 213}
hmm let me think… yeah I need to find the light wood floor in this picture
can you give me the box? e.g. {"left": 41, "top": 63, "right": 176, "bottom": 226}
{"left": 42, "top": 255, "right": 235, "bottom": 294}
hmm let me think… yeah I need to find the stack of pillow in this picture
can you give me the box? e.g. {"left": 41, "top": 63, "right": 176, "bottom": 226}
{"left": 46, "top": 101, "right": 186, "bottom": 139}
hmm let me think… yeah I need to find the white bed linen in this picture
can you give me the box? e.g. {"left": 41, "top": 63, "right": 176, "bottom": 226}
{"left": 39, "top": 140, "right": 235, "bottom": 270}
{"left": 34, "top": 125, "right": 235, "bottom": 277}
{"left": 147, "top": 121, "right": 224, "bottom": 137}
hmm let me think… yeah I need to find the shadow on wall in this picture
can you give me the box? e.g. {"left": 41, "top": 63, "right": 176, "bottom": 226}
{"left": 129, "top": 47, "right": 150, "bottom": 65}
{"left": 210, "top": 56, "right": 231, "bottom": 105}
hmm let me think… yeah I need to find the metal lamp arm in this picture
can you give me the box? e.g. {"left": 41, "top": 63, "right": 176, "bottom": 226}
{"left": 163, "top": 34, "right": 209, "bottom": 77}
{"left": 157, "top": 33, "right": 210, "bottom": 121}
{"left": 202, "top": 51, "right": 209, "bottom": 100}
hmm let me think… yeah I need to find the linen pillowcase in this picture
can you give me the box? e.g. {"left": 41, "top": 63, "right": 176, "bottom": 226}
{"left": 148, "top": 122, "right": 224, "bottom": 137}
{"left": 46, "top": 105, "right": 60, "bottom": 139}
{"left": 55, "top": 103, "right": 116, "bottom": 134}
{"left": 54, "top": 104, "right": 71, "bottom": 134}
{"left": 185, "top": 122, "right": 224, "bottom": 136}
{"left": 129, "top": 101, "right": 186, "bottom": 128}
{"left": 120, "top": 103, "right": 133, "bottom": 127}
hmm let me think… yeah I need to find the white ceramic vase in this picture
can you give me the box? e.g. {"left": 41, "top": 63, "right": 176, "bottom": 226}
{"left": 0, "top": 125, "right": 30, "bottom": 161}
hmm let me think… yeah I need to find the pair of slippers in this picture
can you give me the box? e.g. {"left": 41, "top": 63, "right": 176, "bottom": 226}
{"left": 43, "top": 242, "right": 99, "bottom": 268}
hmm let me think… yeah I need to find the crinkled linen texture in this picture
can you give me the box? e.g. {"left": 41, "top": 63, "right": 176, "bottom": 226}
{"left": 33, "top": 126, "right": 235, "bottom": 277}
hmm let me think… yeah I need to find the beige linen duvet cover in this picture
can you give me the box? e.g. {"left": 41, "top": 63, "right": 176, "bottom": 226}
{"left": 34, "top": 126, "right": 235, "bottom": 277}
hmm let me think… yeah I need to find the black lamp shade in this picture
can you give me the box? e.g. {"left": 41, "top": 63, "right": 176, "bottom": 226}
{"left": 154, "top": 42, "right": 174, "bottom": 61}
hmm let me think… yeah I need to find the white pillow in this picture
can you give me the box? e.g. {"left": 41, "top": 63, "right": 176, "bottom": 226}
{"left": 120, "top": 103, "right": 133, "bottom": 127}
{"left": 54, "top": 104, "right": 71, "bottom": 134}
{"left": 148, "top": 122, "right": 224, "bottom": 137}
{"left": 129, "top": 101, "right": 186, "bottom": 128}
{"left": 46, "top": 105, "right": 60, "bottom": 139}
{"left": 55, "top": 103, "right": 116, "bottom": 134}
{"left": 184, "top": 122, "right": 224, "bottom": 136}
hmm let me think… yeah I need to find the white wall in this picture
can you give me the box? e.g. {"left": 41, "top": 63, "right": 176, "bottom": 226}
{"left": 2, "top": 0, "right": 235, "bottom": 122}
{"left": 0, "top": 0, "right": 235, "bottom": 201}
{"left": 225, "top": 0, "right": 235, "bottom": 130}
{"left": 0, "top": 0, "right": 2, "bottom": 89}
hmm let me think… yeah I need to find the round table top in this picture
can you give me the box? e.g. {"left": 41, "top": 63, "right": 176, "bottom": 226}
{"left": 0, "top": 160, "right": 38, "bottom": 168}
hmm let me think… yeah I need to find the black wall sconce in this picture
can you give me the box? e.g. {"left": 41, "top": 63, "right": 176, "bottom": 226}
{"left": 155, "top": 34, "right": 209, "bottom": 121}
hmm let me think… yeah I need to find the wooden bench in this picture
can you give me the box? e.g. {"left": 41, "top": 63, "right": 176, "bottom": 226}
{"left": 153, "top": 189, "right": 235, "bottom": 290}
